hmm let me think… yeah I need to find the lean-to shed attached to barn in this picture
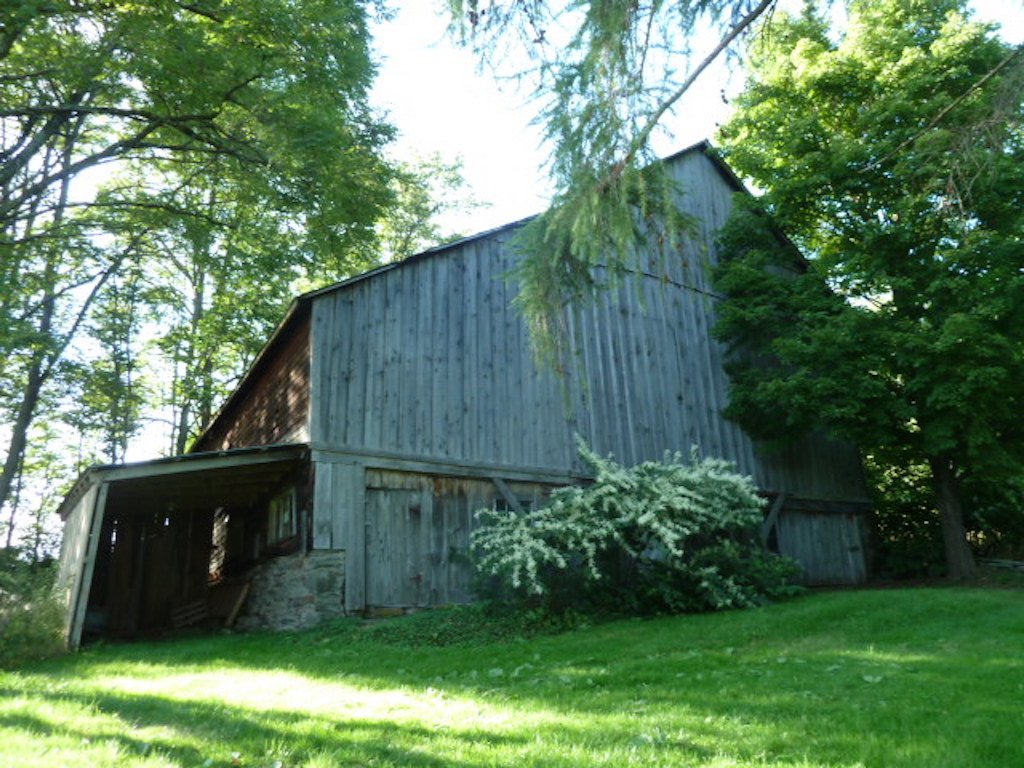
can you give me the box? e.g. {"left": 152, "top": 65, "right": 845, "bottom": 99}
{"left": 56, "top": 143, "right": 872, "bottom": 647}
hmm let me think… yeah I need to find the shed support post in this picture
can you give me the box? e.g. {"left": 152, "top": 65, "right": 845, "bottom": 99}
{"left": 67, "top": 482, "right": 109, "bottom": 649}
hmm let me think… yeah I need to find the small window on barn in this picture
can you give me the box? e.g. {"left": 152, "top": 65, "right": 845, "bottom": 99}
{"left": 267, "top": 488, "right": 297, "bottom": 546}
{"left": 492, "top": 497, "right": 534, "bottom": 514}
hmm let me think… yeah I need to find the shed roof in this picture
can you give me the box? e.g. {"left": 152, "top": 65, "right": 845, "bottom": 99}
{"left": 59, "top": 443, "right": 309, "bottom": 521}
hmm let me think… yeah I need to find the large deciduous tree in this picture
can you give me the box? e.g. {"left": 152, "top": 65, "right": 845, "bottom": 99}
{"left": 0, "top": 0, "right": 394, "bottom": 536}
{"left": 713, "top": 0, "right": 1024, "bottom": 578}
{"left": 377, "top": 153, "right": 487, "bottom": 263}
{"left": 122, "top": 158, "right": 326, "bottom": 456}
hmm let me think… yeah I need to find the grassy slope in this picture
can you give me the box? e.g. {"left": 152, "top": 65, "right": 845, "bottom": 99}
{"left": 1, "top": 587, "right": 1022, "bottom": 768}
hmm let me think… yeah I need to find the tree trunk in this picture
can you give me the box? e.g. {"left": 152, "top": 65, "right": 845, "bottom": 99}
{"left": 0, "top": 356, "right": 46, "bottom": 519}
{"left": 928, "top": 455, "right": 978, "bottom": 580}
{"left": 0, "top": 254, "right": 120, "bottom": 516}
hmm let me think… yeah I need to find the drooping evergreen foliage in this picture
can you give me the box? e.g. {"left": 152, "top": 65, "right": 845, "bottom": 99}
{"left": 472, "top": 441, "right": 800, "bottom": 614}
{"left": 714, "top": 0, "right": 1024, "bottom": 577}
{"left": 448, "top": 0, "right": 772, "bottom": 366}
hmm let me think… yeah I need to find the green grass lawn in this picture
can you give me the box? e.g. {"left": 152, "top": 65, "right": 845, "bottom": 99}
{"left": 2, "top": 586, "right": 1022, "bottom": 767}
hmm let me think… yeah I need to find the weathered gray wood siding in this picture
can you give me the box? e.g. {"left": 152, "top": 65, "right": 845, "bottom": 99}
{"left": 360, "top": 471, "right": 554, "bottom": 608}
{"left": 55, "top": 478, "right": 107, "bottom": 648}
{"left": 364, "top": 471, "right": 475, "bottom": 607}
{"left": 776, "top": 505, "right": 870, "bottom": 585}
{"left": 310, "top": 149, "right": 867, "bottom": 503}
{"left": 311, "top": 226, "right": 575, "bottom": 476}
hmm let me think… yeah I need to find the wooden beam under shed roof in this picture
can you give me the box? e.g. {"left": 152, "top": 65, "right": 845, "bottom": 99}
{"left": 57, "top": 443, "right": 309, "bottom": 521}
{"left": 97, "top": 444, "right": 309, "bottom": 516}
{"left": 100, "top": 443, "right": 308, "bottom": 482}
{"left": 105, "top": 461, "right": 298, "bottom": 514}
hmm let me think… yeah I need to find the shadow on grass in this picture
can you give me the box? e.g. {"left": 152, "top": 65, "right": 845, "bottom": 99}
{"left": 0, "top": 682, "right": 529, "bottom": 767}
{"left": 5, "top": 588, "right": 1024, "bottom": 766}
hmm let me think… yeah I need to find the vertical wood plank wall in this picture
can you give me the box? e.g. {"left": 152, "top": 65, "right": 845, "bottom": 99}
{"left": 56, "top": 482, "right": 101, "bottom": 646}
{"left": 361, "top": 470, "right": 552, "bottom": 609}
{"left": 777, "top": 508, "right": 868, "bottom": 585}
{"left": 312, "top": 228, "right": 575, "bottom": 476}
{"left": 310, "top": 149, "right": 868, "bottom": 503}
{"left": 312, "top": 459, "right": 366, "bottom": 609}
{"left": 196, "top": 317, "right": 311, "bottom": 452}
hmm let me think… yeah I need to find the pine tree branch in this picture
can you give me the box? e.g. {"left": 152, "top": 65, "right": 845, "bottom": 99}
{"left": 627, "top": 0, "right": 776, "bottom": 164}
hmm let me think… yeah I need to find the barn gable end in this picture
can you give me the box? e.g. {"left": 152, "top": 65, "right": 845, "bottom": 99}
{"left": 301, "top": 145, "right": 870, "bottom": 610}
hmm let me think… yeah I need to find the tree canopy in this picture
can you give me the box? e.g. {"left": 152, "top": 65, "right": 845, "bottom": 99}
{"left": 376, "top": 153, "right": 487, "bottom": 263}
{"left": 1, "top": 0, "right": 393, "bottom": 253}
{"left": 713, "top": 0, "right": 1024, "bottom": 577}
{"left": 0, "top": 0, "right": 396, "bottom": 553}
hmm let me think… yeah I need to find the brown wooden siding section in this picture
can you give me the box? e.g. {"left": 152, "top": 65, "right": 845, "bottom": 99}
{"left": 197, "top": 317, "right": 311, "bottom": 452}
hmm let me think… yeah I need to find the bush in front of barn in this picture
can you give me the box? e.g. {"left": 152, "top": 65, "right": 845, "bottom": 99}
{"left": 0, "top": 550, "right": 65, "bottom": 668}
{"left": 471, "top": 441, "right": 801, "bottom": 616}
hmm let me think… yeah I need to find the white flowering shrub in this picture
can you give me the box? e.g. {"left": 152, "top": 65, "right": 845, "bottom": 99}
{"left": 472, "top": 441, "right": 801, "bottom": 614}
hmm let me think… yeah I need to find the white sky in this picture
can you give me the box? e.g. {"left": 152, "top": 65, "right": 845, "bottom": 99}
{"left": 370, "top": 1, "right": 1024, "bottom": 236}
{"left": 368, "top": 3, "right": 736, "bottom": 233}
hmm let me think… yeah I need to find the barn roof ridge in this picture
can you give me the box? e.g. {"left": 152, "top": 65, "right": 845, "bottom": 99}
{"left": 295, "top": 140, "right": 732, "bottom": 305}
{"left": 296, "top": 214, "right": 536, "bottom": 305}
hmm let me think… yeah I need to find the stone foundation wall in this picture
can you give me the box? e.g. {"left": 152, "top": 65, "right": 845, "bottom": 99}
{"left": 236, "top": 551, "right": 345, "bottom": 632}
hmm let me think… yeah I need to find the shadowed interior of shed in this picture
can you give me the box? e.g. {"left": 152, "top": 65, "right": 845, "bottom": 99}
{"left": 80, "top": 454, "right": 306, "bottom": 641}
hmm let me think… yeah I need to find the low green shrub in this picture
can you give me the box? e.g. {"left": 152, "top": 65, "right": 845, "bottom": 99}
{"left": 472, "top": 441, "right": 801, "bottom": 615}
{"left": 0, "top": 551, "right": 65, "bottom": 668}
{"left": 866, "top": 453, "right": 1024, "bottom": 578}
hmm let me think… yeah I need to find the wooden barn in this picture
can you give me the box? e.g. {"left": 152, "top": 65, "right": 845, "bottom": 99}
{"left": 55, "top": 142, "right": 872, "bottom": 647}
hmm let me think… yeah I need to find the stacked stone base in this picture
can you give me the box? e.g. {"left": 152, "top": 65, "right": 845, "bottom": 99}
{"left": 235, "top": 551, "right": 346, "bottom": 632}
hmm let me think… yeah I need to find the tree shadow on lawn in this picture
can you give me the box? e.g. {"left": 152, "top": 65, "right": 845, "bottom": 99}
{"left": 31, "top": 640, "right": 1015, "bottom": 767}
{"left": 9, "top": 589, "right": 1023, "bottom": 766}
{"left": 0, "top": 681, "right": 528, "bottom": 767}
{"left": 237, "top": 596, "right": 1019, "bottom": 766}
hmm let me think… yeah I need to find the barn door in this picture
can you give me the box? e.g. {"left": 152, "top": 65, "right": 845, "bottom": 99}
{"left": 777, "top": 509, "right": 867, "bottom": 585}
{"left": 363, "top": 475, "right": 477, "bottom": 609}
{"left": 365, "top": 487, "right": 432, "bottom": 607}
